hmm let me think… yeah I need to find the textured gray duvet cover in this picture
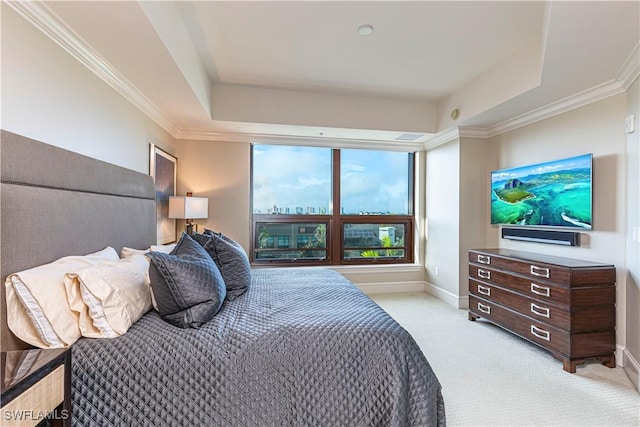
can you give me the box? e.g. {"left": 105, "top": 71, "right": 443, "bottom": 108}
{"left": 72, "top": 268, "right": 445, "bottom": 426}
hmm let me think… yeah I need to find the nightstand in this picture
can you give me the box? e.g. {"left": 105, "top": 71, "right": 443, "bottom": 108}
{"left": 1, "top": 348, "right": 71, "bottom": 427}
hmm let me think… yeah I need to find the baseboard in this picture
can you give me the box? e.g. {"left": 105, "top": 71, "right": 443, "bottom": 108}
{"left": 424, "top": 282, "right": 468, "bottom": 309}
{"left": 356, "top": 281, "right": 425, "bottom": 295}
{"left": 622, "top": 347, "right": 640, "bottom": 392}
{"left": 616, "top": 344, "right": 625, "bottom": 367}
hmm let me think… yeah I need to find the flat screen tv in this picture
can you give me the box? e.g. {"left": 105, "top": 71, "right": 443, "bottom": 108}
{"left": 491, "top": 153, "right": 592, "bottom": 229}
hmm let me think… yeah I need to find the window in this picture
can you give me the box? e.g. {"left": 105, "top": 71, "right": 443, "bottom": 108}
{"left": 251, "top": 144, "right": 414, "bottom": 265}
{"left": 343, "top": 223, "right": 407, "bottom": 260}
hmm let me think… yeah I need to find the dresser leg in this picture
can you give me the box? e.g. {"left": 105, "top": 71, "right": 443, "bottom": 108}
{"left": 552, "top": 354, "right": 579, "bottom": 373}
{"left": 598, "top": 354, "right": 616, "bottom": 369}
{"left": 468, "top": 312, "right": 479, "bottom": 321}
{"left": 562, "top": 359, "right": 577, "bottom": 373}
{"left": 557, "top": 355, "right": 615, "bottom": 372}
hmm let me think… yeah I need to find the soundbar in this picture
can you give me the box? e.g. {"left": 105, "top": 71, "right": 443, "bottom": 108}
{"left": 501, "top": 227, "right": 581, "bottom": 246}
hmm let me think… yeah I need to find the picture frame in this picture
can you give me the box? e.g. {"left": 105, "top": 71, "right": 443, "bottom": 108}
{"left": 150, "top": 143, "right": 177, "bottom": 244}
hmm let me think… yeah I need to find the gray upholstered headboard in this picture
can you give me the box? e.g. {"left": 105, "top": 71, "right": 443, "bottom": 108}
{"left": 1, "top": 130, "right": 157, "bottom": 351}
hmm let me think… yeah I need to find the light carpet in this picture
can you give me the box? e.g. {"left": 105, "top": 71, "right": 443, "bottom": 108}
{"left": 372, "top": 292, "right": 640, "bottom": 427}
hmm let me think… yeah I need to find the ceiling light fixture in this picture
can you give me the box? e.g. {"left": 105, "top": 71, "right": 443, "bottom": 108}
{"left": 357, "top": 24, "right": 374, "bottom": 36}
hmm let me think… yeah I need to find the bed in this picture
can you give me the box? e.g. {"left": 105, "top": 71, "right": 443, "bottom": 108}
{"left": 1, "top": 130, "right": 445, "bottom": 426}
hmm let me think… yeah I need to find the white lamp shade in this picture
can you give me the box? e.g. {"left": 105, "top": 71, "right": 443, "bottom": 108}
{"left": 168, "top": 196, "right": 208, "bottom": 219}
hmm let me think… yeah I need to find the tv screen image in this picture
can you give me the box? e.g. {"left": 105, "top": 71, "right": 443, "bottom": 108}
{"left": 491, "top": 153, "right": 592, "bottom": 229}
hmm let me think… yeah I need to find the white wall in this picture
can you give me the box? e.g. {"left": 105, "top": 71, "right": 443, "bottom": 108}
{"left": 1, "top": 5, "right": 176, "bottom": 173}
{"left": 425, "top": 139, "right": 462, "bottom": 306}
{"left": 624, "top": 76, "right": 640, "bottom": 389}
{"left": 426, "top": 136, "right": 493, "bottom": 308}
{"left": 458, "top": 137, "right": 492, "bottom": 305}
{"left": 175, "top": 139, "right": 251, "bottom": 249}
{"left": 437, "top": 41, "right": 543, "bottom": 130}
{"left": 212, "top": 84, "right": 436, "bottom": 134}
{"left": 488, "top": 94, "right": 629, "bottom": 356}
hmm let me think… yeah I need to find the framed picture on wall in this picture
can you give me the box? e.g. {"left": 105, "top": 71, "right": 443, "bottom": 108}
{"left": 150, "top": 144, "right": 177, "bottom": 244}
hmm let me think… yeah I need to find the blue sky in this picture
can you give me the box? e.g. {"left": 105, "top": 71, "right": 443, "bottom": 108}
{"left": 491, "top": 153, "right": 592, "bottom": 184}
{"left": 252, "top": 145, "right": 410, "bottom": 214}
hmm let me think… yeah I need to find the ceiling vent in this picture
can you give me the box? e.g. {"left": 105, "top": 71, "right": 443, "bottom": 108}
{"left": 394, "top": 133, "right": 424, "bottom": 142}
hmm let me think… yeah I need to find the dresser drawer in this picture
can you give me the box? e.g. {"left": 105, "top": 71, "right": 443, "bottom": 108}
{"left": 470, "top": 250, "right": 570, "bottom": 283}
{"left": 469, "top": 264, "right": 570, "bottom": 306}
{"left": 469, "top": 279, "right": 615, "bottom": 332}
{"left": 469, "top": 250, "right": 615, "bottom": 286}
{"left": 470, "top": 295, "right": 616, "bottom": 359}
{"left": 468, "top": 264, "right": 616, "bottom": 308}
{"left": 469, "top": 295, "right": 570, "bottom": 356}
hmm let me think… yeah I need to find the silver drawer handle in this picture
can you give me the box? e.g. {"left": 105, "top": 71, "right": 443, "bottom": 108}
{"left": 477, "top": 269, "right": 491, "bottom": 280}
{"left": 477, "top": 302, "right": 491, "bottom": 314}
{"left": 477, "top": 285, "right": 491, "bottom": 296}
{"left": 477, "top": 254, "right": 491, "bottom": 265}
{"left": 530, "top": 265, "right": 550, "bottom": 278}
{"left": 530, "top": 283, "right": 550, "bottom": 297}
{"left": 530, "top": 303, "right": 550, "bottom": 318}
{"left": 530, "top": 325, "right": 550, "bottom": 341}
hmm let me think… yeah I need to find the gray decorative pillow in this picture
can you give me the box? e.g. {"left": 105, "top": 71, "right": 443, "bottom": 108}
{"left": 204, "top": 229, "right": 245, "bottom": 251}
{"left": 193, "top": 232, "right": 250, "bottom": 300}
{"left": 147, "top": 233, "right": 226, "bottom": 328}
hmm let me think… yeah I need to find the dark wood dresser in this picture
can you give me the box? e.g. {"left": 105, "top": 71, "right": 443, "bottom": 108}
{"left": 468, "top": 248, "right": 616, "bottom": 373}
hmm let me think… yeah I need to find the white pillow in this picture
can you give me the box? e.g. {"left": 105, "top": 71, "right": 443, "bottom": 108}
{"left": 120, "top": 243, "right": 175, "bottom": 258}
{"left": 64, "top": 254, "right": 152, "bottom": 338}
{"left": 151, "top": 243, "right": 176, "bottom": 253}
{"left": 8, "top": 276, "right": 64, "bottom": 348}
{"left": 120, "top": 243, "right": 175, "bottom": 311}
{"left": 4, "top": 247, "right": 119, "bottom": 348}
{"left": 120, "top": 247, "right": 146, "bottom": 258}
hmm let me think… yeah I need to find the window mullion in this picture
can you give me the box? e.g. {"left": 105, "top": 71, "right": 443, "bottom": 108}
{"left": 331, "top": 149, "right": 341, "bottom": 264}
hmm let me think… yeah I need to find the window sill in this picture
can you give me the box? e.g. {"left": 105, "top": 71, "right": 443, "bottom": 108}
{"left": 250, "top": 262, "right": 423, "bottom": 275}
{"left": 330, "top": 263, "right": 423, "bottom": 275}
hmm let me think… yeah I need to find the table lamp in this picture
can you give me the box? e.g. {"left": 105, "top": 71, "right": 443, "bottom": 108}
{"left": 168, "top": 192, "right": 208, "bottom": 236}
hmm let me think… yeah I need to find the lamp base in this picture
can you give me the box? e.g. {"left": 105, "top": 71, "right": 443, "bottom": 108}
{"left": 185, "top": 223, "right": 196, "bottom": 236}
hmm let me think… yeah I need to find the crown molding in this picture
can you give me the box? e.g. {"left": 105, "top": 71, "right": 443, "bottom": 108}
{"left": 159, "top": 128, "right": 422, "bottom": 151}
{"left": 487, "top": 80, "right": 624, "bottom": 137}
{"left": 175, "top": 129, "right": 251, "bottom": 143}
{"left": 458, "top": 127, "right": 489, "bottom": 139}
{"left": 424, "top": 78, "right": 626, "bottom": 147}
{"left": 423, "top": 127, "right": 460, "bottom": 150}
{"left": 9, "top": 0, "right": 637, "bottom": 148}
{"left": 251, "top": 134, "right": 424, "bottom": 152}
{"left": 488, "top": 40, "right": 638, "bottom": 137}
{"left": 5, "top": 0, "right": 180, "bottom": 137}
{"left": 177, "top": 128, "right": 425, "bottom": 151}
{"left": 425, "top": 45, "right": 637, "bottom": 147}
{"left": 617, "top": 41, "right": 640, "bottom": 90}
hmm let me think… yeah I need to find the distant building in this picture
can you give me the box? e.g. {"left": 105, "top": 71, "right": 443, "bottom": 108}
{"left": 379, "top": 226, "right": 396, "bottom": 243}
{"left": 344, "top": 224, "right": 379, "bottom": 247}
